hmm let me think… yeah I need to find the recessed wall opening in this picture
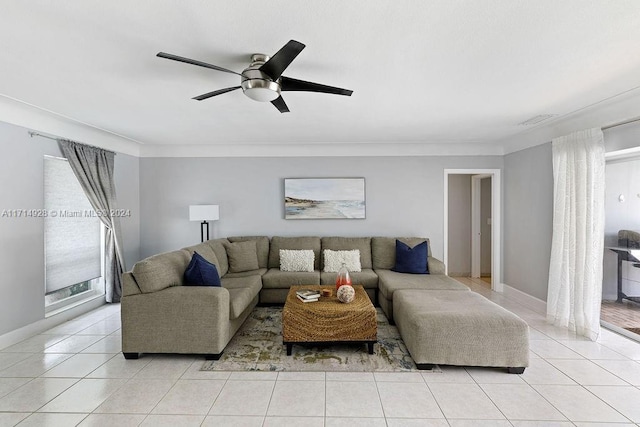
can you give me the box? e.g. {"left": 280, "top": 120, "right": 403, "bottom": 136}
{"left": 444, "top": 169, "right": 502, "bottom": 292}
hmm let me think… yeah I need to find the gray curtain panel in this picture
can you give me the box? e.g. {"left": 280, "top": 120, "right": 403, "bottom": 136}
{"left": 58, "top": 140, "right": 126, "bottom": 303}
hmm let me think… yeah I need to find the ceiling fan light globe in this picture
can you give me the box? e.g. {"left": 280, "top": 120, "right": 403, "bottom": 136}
{"left": 244, "top": 87, "right": 280, "bottom": 102}
{"left": 241, "top": 78, "right": 281, "bottom": 102}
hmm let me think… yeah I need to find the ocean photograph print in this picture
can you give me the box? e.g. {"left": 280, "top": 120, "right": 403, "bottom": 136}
{"left": 284, "top": 178, "right": 365, "bottom": 219}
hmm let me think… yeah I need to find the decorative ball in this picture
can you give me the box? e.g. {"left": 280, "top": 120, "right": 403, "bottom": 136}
{"left": 337, "top": 285, "right": 355, "bottom": 303}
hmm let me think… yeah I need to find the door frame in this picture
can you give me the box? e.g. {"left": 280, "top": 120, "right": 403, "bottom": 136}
{"left": 444, "top": 169, "right": 502, "bottom": 292}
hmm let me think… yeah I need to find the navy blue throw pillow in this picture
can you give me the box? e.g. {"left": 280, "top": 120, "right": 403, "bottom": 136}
{"left": 392, "top": 240, "right": 429, "bottom": 274}
{"left": 184, "top": 252, "right": 221, "bottom": 286}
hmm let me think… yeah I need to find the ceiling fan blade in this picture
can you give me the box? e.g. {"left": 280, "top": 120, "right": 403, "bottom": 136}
{"left": 281, "top": 76, "right": 353, "bottom": 96}
{"left": 271, "top": 96, "right": 290, "bottom": 113}
{"left": 192, "top": 86, "right": 241, "bottom": 101}
{"left": 157, "top": 52, "right": 244, "bottom": 77}
{"left": 259, "top": 40, "right": 306, "bottom": 80}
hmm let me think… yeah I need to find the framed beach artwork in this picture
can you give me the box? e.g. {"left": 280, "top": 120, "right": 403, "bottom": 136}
{"left": 284, "top": 178, "right": 366, "bottom": 219}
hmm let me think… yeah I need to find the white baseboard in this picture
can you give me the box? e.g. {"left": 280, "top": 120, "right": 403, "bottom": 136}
{"left": 0, "top": 297, "right": 106, "bottom": 350}
{"left": 502, "top": 283, "right": 547, "bottom": 315}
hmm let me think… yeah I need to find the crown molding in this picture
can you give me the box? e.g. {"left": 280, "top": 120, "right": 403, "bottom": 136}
{"left": 0, "top": 94, "right": 142, "bottom": 156}
{"left": 500, "top": 87, "right": 640, "bottom": 155}
{"left": 138, "top": 141, "right": 504, "bottom": 158}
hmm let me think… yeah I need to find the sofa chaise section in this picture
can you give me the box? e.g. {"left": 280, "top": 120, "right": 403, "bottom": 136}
{"left": 371, "top": 237, "right": 464, "bottom": 322}
{"left": 393, "top": 289, "right": 529, "bottom": 372}
{"left": 376, "top": 269, "right": 469, "bottom": 322}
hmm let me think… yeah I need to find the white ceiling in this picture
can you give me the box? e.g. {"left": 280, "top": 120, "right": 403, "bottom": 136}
{"left": 1, "top": 1, "right": 640, "bottom": 157}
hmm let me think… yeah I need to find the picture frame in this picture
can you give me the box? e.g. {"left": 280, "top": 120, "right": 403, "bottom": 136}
{"left": 284, "top": 178, "right": 366, "bottom": 219}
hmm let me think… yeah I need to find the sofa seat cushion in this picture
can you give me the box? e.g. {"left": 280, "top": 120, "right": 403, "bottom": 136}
{"left": 320, "top": 269, "right": 378, "bottom": 288}
{"left": 262, "top": 269, "right": 320, "bottom": 288}
{"left": 132, "top": 250, "right": 190, "bottom": 293}
{"left": 224, "top": 268, "right": 268, "bottom": 279}
{"left": 393, "top": 290, "right": 529, "bottom": 368}
{"left": 376, "top": 269, "right": 469, "bottom": 300}
{"left": 221, "top": 275, "right": 262, "bottom": 319}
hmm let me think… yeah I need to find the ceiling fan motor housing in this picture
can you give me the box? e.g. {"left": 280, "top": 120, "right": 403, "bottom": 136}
{"left": 241, "top": 54, "right": 281, "bottom": 102}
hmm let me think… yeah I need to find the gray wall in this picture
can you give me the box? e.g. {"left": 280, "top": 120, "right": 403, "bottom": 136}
{"left": 114, "top": 153, "right": 141, "bottom": 270}
{"left": 447, "top": 174, "right": 471, "bottom": 276}
{"left": 0, "top": 120, "right": 140, "bottom": 336}
{"left": 481, "top": 177, "right": 492, "bottom": 276}
{"left": 139, "top": 156, "right": 503, "bottom": 260}
{"left": 504, "top": 143, "right": 554, "bottom": 301}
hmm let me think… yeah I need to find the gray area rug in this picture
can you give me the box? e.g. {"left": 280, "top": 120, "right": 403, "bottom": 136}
{"left": 202, "top": 306, "right": 437, "bottom": 372}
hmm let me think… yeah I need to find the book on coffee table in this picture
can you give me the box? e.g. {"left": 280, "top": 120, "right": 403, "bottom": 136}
{"left": 296, "top": 289, "right": 321, "bottom": 299}
{"left": 297, "top": 294, "right": 319, "bottom": 303}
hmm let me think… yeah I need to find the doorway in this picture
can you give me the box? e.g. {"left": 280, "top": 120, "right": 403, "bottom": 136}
{"left": 444, "top": 169, "right": 502, "bottom": 292}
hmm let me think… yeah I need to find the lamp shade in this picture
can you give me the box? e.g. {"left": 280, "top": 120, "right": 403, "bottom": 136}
{"left": 189, "top": 205, "right": 219, "bottom": 221}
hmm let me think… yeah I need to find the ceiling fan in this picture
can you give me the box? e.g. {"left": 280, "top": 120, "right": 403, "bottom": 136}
{"left": 157, "top": 40, "right": 353, "bottom": 113}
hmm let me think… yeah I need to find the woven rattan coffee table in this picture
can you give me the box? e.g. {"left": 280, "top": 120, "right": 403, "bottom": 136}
{"left": 282, "top": 285, "right": 377, "bottom": 355}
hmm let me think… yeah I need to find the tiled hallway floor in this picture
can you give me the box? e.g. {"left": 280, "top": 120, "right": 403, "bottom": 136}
{"left": 2, "top": 284, "right": 640, "bottom": 426}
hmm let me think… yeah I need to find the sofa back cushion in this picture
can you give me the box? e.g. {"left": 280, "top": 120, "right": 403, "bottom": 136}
{"left": 225, "top": 240, "right": 260, "bottom": 273}
{"left": 321, "top": 237, "right": 372, "bottom": 270}
{"left": 183, "top": 242, "right": 221, "bottom": 272}
{"left": 228, "top": 236, "right": 270, "bottom": 268}
{"left": 268, "top": 236, "right": 321, "bottom": 270}
{"left": 131, "top": 250, "right": 190, "bottom": 293}
{"left": 204, "top": 238, "right": 230, "bottom": 276}
{"left": 372, "top": 237, "right": 432, "bottom": 270}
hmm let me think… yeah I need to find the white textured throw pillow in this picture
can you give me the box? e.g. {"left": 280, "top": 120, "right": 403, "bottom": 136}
{"left": 323, "top": 249, "right": 362, "bottom": 272}
{"left": 279, "top": 249, "right": 315, "bottom": 272}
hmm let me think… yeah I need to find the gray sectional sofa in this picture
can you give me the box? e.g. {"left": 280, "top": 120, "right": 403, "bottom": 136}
{"left": 121, "top": 235, "right": 529, "bottom": 372}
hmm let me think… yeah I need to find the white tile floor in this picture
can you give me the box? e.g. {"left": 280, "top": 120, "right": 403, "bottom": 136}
{"left": 1, "top": 282, "right": 640, "bottom": 426}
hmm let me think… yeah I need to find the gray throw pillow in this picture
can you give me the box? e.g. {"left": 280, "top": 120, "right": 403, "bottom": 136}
{"left": 225, "top": 240, "right": 260, "bottom": 273}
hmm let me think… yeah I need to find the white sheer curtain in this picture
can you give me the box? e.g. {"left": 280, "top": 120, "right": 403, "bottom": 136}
{"left": 547, "top": 128, "right": 605, "bottom": 341}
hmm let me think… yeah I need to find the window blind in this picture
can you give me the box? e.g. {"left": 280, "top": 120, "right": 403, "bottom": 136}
{"left": 44, "top": 157, "right": 101, "bottom": 293}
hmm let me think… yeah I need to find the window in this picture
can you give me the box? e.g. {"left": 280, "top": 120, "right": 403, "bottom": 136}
{"left": 44, "top": 156, "right": 104, "bottom": 312}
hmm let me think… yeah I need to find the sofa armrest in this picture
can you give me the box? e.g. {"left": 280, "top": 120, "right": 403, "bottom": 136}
{"left": 428, "top": 257, "right": 446, "bottom": 275}
{"left": 121, "top": 285, "right": 231, "bottom": 355}
{"left": 122, "top": 272, "right": 141, "bottom": 296}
